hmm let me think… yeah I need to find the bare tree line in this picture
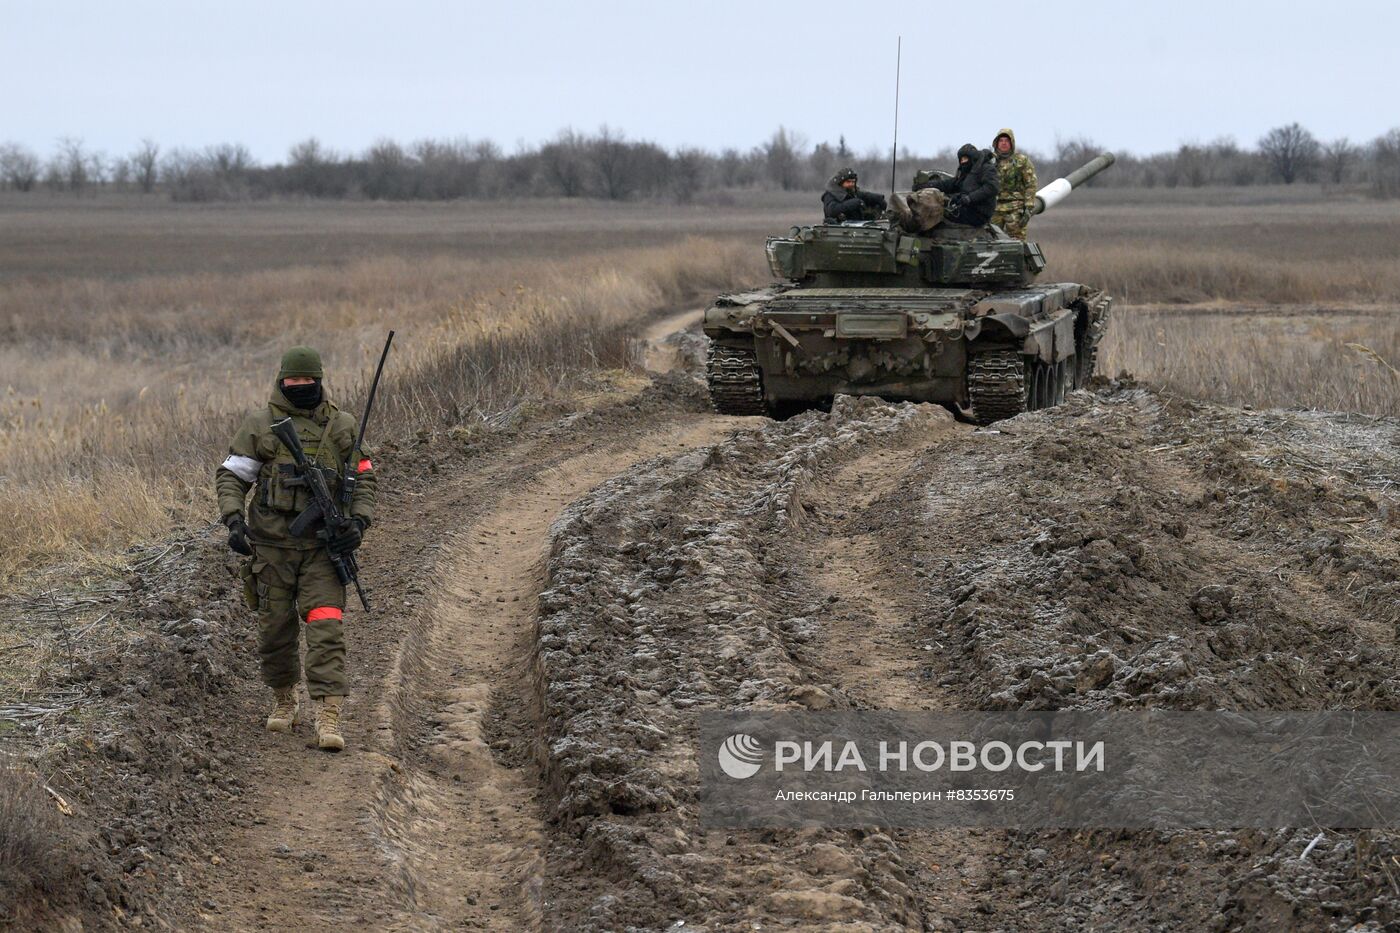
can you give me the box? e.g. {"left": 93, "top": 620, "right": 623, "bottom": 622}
{"left": 3, "top": 123, "right": 1400, "bottom": 201}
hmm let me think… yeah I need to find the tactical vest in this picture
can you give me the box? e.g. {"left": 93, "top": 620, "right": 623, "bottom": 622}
{"left": 255, "top": 408, "right": 346, "bottom": 518}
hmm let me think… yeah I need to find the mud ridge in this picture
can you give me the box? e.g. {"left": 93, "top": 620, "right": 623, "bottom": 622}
{"left": 846, "top": 386, "right": 1400, "bottom": 931}
{"left": 535, "top": 396, "right": 954, "bottom": 929}
{"left": 532, "top": 381, "right": 1400, "bottom": 931}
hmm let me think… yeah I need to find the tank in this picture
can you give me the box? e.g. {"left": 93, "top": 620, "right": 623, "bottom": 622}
{"left": 703, "top": 153, "right": 1116, "bottom": 423}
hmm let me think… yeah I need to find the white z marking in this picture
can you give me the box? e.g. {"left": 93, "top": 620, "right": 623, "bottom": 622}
{"left": 971, "top": 252, "right": 999, "bottom": 275}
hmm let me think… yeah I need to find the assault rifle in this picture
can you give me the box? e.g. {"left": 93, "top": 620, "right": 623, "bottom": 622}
{"left": 272, "top": 417, "right": 370, "bottom": 610}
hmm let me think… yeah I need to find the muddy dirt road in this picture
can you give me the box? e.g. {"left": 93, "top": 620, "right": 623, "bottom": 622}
{"left": 528, "top": 375, "right": 1399, "bottom": 932}
{"left": 17, "top": 308, "right": 1400, "bottom": 931}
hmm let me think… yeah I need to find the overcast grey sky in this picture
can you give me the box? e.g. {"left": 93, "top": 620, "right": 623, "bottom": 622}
{"left": 2, "top": 0, "right": 1393, "bottom": 161}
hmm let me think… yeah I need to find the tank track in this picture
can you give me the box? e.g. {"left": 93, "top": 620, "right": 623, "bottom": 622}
{"left": 968, "top": 350, "right": 1027, "bottom": 425}
{"left": 706, "top": 345, "right": 766, "bottom": 415}
{"left": 1077, "top": 345, "right": 1099, "bottom": 388}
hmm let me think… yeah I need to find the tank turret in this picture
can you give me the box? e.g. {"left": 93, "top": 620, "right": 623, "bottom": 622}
{"left": 764, "top": 154, "right": 1117, "bottom": 289}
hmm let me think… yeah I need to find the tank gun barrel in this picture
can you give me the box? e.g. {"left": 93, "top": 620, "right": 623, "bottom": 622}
{"left": 1031, "top": 152, "right": 1116, "bottom": 215}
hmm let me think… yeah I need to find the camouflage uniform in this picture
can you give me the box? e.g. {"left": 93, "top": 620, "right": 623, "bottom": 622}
{"left": 990, "top": 128, "right": 1038, "bottom": 240}
{"left": 215, "top": 353, "right": 376, "bottom": 701}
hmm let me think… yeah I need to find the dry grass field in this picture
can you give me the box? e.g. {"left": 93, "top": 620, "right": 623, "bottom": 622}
{"left": 1039, "top": 185, "right": 1400, "bottom": 304}
{"left": 1105, "top": 306, "right": 1400, "bottom": 413}
{"left": 1037, "top": 188, "right": 1400, "bottom": 412}
{"left": 0, "top": 188, "right": 1397, "bottom": 582}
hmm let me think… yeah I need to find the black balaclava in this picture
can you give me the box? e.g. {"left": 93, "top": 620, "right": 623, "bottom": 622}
{"left": 281, "top": 379, "right": 323, "bottom": 411}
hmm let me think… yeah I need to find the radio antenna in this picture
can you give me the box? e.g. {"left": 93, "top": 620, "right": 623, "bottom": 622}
{"left": 889, "top": 35, "right": 902, "bottom": 195}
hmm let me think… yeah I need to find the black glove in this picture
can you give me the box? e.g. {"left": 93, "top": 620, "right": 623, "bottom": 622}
{"left": 225, "top": 514, "right": 253, "bottom": 556}
{"left": 328, "top": 517, "right": 365, "bottom": 556}
{"left": 948, "top": 194, "right": 968, "bottom": 214}
{"left": 871, "top": 194, "right": 887, "bottom": 209}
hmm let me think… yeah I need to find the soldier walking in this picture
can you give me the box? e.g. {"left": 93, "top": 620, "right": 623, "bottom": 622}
{"left": 216, "top": 346, "right": 376, "bottom": 752}
{"left": 990, "top": 128, "right": 1038, "bottom": 240}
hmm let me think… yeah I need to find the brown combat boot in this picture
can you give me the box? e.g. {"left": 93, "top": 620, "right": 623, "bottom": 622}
{"left": 315, "top": 696, "right": 345, "bottom": 752}
{"left": 266, "top": 687, "right": 299, "bottom": 733}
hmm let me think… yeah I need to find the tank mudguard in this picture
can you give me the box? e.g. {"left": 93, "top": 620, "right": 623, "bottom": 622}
{"left": 979, "top": 312, "right": 1029, "bottom": 341}
{"left": 975, "top": 309, "right": 1076, "bottom": 364}
{"left": 1021, "top": 312, "right": 1078, "bottom": 363}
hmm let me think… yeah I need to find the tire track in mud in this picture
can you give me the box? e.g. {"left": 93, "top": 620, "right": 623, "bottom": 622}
{"left": 181, "top": 311, "right": 740, "bottom": 931}
{"left": 360, "top": 306, "right": 720, "bottom": 928}
{"left": 372, "top": 415, "right": 740, "bottom": 929}
{"left": 787, "top": 417, "right": 1018, "bottom": 930}
{"left": 801, "top": 435, "right": 954, "bottom": 710}
{"left": 533, "top": 396, "right": 965, "bottom": 929}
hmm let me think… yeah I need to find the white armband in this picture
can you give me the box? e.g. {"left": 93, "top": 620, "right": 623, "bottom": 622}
{"left": 220, "top": 454, "right": 262, "bottom": 483}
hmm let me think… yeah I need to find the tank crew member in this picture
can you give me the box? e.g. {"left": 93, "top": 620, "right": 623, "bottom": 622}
{"left": 913, "top": 144, "right": 999, "bottom": 227}
{"left": 216, "top": 346, "right": 377, "bottom": 752}
{"left": 990, "top": 128, "right": 1038, "bottom": 240}
{"left": 822, "top": 168, "right": 887, "bottom": 222}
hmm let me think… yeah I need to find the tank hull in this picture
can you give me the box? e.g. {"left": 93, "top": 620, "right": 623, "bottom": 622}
{"left": 704, "top": 282, "right": 1110, "bottom": 420}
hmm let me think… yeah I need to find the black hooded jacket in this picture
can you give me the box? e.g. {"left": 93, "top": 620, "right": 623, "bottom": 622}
{"left": 822, "top": 176, "right": 886, "bottom": 222}
{"left": 919, "top": 144, "right": 1000, "bottom": 226}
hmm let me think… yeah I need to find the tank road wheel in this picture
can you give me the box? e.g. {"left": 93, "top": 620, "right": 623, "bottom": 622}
{"left": 1036, "top": 361, "right": 1053, "bottom": 410}
{"left": 1025, "top": 358, "right": 1049, "bottom": 410}
{"left": 706, "top": 344, "right": 767, "bottom": 416}
{"left": 1052, "top": 358, "right": 1069, "bottom": 406}
{"left": 968, "top": 350, "right": 1028, "bottom": 425}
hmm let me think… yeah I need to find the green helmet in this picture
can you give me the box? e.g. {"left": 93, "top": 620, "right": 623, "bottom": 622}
{"left": 834, "top": 167, "right": 858, "bottom": 183}
{"left": 278, "top": 346, "right": 324, "bottom": 380}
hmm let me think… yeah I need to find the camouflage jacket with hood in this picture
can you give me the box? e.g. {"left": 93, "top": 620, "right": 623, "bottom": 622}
{"left": 215, "top": 386, "right": 377, "bottom": 549}
{"left": 992, "top": 128, "right": 1038, "bottom": 216}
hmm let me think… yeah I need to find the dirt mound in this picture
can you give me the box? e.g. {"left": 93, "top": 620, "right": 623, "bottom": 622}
{"left": 866, "top": 387, "right": 1400, "bottom": 930}
{"left": 532, "top": 384, "right": 1400, "bottom": 930}
{"left": 918, "top": 389, "right": 1399, "bottom": 713}
{"left": 0, "top": 533, "right": 254, "bottom": 927}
